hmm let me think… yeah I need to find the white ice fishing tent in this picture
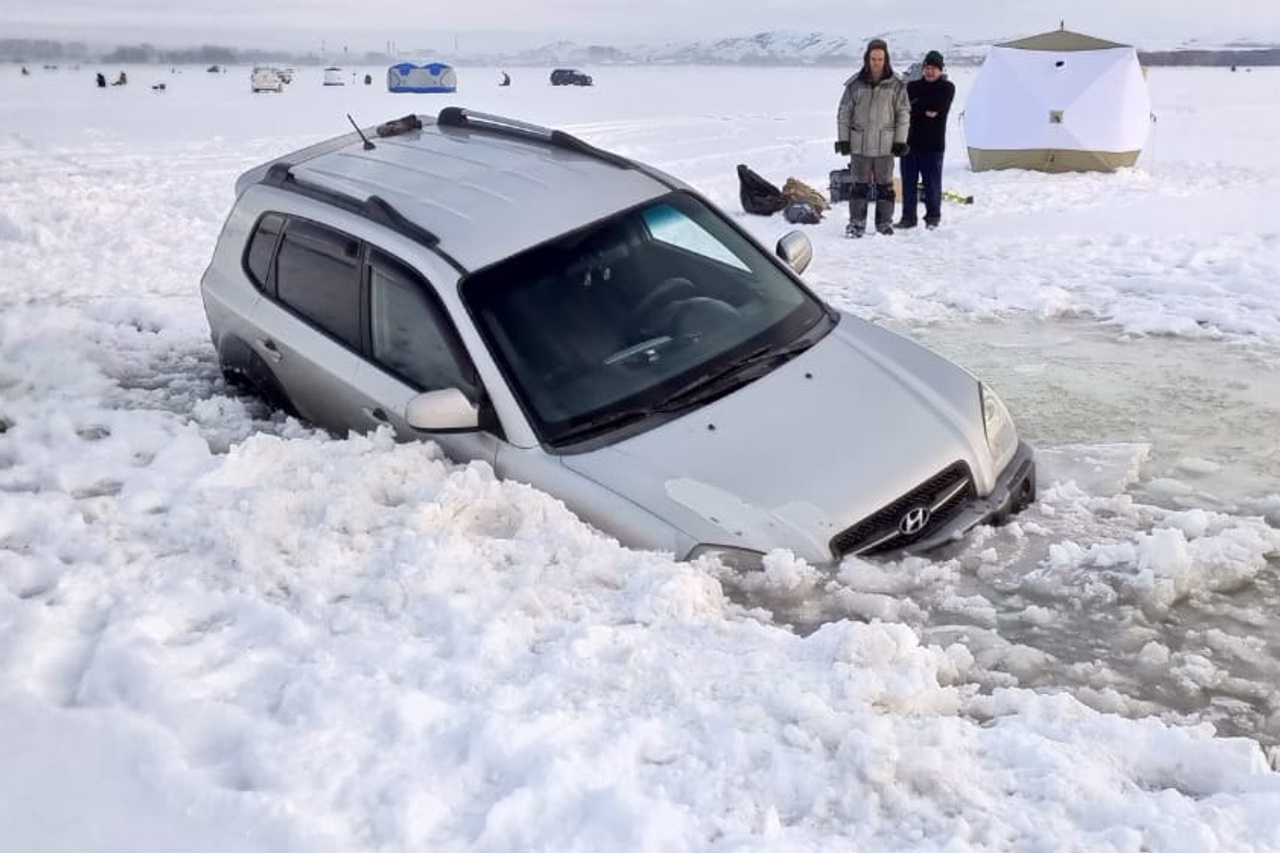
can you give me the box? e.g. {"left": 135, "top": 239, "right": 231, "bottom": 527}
{"left": 387, "top": 61, "right": 457, "bottom": 93}
{"left": 323, "top": 66, "right": 345, "bottom": 86}
{"left": 964, "top": 28, "right": 1151, "bottom": 172}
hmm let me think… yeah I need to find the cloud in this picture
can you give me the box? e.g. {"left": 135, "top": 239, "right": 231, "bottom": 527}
{"left": 6, "top": 0, "right": 1280, "bottom": 51}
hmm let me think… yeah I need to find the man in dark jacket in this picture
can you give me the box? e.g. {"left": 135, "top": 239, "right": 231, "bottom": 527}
{"left": 836, "top": 38, "right": 910, "bottom": 237}
{"left": 898, "top": 50, "right": 956, "bottom": 230}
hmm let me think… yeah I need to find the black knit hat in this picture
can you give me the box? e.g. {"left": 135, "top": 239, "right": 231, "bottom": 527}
{"left": 923, "top": 50, "right": 945, "bottom": 70}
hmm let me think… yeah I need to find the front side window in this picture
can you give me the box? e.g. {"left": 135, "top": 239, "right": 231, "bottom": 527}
{"left": 462, "top": 191, "right": 831, "bottom": 446}
{"left": 368, "top": 251, "right": 478, "bottom": 398}
{"left": 275, "top": 219, "right": 361, "bottom": 348}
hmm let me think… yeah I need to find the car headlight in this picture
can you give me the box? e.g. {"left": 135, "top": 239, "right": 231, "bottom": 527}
{"left": 686, "top": 545, "right": 766, "bottom": 572}
{"left": 980, "top": 383, "right": 1018, "bottom": 471}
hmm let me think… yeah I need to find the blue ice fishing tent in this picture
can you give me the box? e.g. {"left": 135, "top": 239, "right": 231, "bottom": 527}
{"left": 387, "top": 61, "right": 458, "bottom": 93}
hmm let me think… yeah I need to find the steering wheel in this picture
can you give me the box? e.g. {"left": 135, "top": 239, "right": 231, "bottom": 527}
{"left": 667, "top": 297, "right": 741, "bottom": 343}
{"left": 633, "top": 276, "right": 697, "bottom": 334}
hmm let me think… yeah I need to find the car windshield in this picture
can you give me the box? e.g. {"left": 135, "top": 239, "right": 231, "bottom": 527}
{"left": 461, "top": 191, "right": 832, "bottom": 447}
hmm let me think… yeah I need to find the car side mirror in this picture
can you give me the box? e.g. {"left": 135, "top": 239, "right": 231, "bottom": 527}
{"left": 776, "top": 230, "right": 812, "bottom": 275}
{"left": 405, "top": 388, "right": 479, "bottom": 432}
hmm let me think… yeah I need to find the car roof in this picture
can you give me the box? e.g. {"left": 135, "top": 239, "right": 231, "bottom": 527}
{"left": 236, "top": 109, "right": 679, "bottom": 272}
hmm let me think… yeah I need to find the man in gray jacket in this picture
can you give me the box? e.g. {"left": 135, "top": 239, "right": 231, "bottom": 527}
{"left": 836, "top": 38, "right": 911, "bottom": 237}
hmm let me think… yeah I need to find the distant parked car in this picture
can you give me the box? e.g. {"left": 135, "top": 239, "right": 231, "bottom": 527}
{"left": 199, "top": 107, "right": 1036, "bottom": 569}
{"left": 250, "top": 66, "right": 284, "bottom": 93}
{"left": 550, "top": 68, "right": 593, "bottom": 86}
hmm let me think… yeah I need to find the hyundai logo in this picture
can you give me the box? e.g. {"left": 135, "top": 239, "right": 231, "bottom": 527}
{"left": 898, "top": 505, "right": 931, "bottom": 536}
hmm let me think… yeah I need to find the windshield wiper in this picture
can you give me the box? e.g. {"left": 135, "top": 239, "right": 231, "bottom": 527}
{"left": 549, "top": 407, "right": 657, "bottom": 446}
{"left": 548, "top": 336, "right": 820, "bottom": 446}
{"left": 656, "top": 337, "right": 818, "bottom": 411}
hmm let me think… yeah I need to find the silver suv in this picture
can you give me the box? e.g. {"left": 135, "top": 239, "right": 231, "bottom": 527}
{"left": 200, "top": 108, "right": 1035, "bottom": 568}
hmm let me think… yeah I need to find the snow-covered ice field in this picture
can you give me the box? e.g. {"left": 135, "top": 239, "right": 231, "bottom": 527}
{"left": 2, "top": 62, "right": 1280, "bottom": 851}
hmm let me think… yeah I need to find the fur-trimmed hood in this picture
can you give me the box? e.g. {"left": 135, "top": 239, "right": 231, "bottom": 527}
{"left": 853, "top": 38, "right": 896, "bottom": 84}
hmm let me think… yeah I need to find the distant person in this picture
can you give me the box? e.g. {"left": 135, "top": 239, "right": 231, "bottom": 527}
{"left": 95, "top": 71, "right": 106, "bottom": 88}
{"left": 21, "top": 66, "right": 30, "bottom": 76}
{"left": 835, "top": 38, "right": 910, "bottom": 237}
{"left": 364, "top": 73, "right": 372, "bottom": 85}
{"left": 500, "top": 70, "right": 511, "bottom": 86}
{"left": 112, "top": 70, "right": 127, "bottom": 86}
{"left": 897, "top": 50, "right": 955, "bottom": 231}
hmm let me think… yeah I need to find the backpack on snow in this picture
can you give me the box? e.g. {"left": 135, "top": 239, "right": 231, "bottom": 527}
{"left": 737, "top": 164, "right": 788, "bottom": 216}
{"left": 783, "top": 201, "right": 822, "bottom": 225}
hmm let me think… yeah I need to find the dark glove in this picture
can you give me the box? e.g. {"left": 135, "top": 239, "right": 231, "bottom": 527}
{"left": 834, "top": 140, "right": 850, "bottom": 156}
{"left": 891, "top": 142, "right": 909, "bottom": 157}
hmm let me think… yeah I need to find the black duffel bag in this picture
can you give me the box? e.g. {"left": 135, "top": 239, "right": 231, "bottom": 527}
{"left": 737, "top": 164, "right": 788, "bottom": 216}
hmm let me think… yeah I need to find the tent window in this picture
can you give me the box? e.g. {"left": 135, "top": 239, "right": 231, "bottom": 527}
{"left": 1049, "top": 110, "right": 1064, "bottom": 124}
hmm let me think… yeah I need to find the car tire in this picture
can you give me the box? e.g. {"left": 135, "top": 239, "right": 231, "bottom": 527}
{"left": 219, "top": 347, "right": 295, "bottom": 416}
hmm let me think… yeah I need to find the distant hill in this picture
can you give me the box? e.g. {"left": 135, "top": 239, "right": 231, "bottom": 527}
{"left": 476, "top": 31, "right": 991, "bottom": 68}
{"left": 1138, "top": 48, "right": 1280, "bottom": 67}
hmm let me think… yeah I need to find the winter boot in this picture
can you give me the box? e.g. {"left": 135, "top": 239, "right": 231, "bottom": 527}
{"left": 873, "top": 186, "right": 896, "bottom": 236}
{"left": 847, "top": 187, "right": 870, "bottom": 238}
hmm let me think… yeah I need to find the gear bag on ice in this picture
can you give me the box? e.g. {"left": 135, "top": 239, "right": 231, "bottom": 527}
{"left": 737, "top": 164, "right": 788, "bottom": 216}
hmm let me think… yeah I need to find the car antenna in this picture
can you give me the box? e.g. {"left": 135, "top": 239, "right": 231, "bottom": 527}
{"left": 347, "top": 114, "right": 375, "bottom": 150}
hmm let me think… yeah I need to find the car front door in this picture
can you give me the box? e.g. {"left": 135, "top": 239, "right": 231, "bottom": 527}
{"left": 353, "top": 248, "right": 499, "bottom": 467}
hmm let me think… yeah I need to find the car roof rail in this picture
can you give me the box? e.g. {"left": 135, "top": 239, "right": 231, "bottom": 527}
{"left": 260, "top": 161, "right": 447, "bottom": 255}
{"left": 435, "top": 107, "right": 678, "bottom": 189}
{"left": 436, "top": 106, "right": 630, "bottom": 167}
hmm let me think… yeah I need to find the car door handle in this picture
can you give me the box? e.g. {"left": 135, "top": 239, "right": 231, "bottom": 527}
{"left": 256, "top": 338, "right": 282, "bottom": 363}
{"left": 362, "top": 406, "right": 388, "bottom": 422}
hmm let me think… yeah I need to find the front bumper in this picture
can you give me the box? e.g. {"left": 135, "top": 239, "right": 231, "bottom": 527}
{"left": 902, "top": 440, "right": 1037, "bottom": 554}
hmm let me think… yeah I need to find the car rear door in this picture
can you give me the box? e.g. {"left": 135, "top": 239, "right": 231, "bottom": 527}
{"left": 251, "top": 216, "right": 370, "bottom": 435}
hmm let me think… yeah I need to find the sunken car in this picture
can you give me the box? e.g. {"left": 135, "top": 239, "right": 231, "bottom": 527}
{"left": 199, "top": 108, "right": 1035, "bottom": 569}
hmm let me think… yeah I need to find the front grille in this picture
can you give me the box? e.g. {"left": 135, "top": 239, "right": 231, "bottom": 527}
{"left": 830, "top": 461, "right": 974, "bottom": 558}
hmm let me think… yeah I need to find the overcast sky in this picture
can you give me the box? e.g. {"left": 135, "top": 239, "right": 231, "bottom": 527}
{"left": 7, "top": 0, "right": 1280, "bottom": 52}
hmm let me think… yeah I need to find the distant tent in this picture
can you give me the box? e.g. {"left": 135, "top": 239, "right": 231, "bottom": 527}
{"left": 387, "top": 61, "right": 457, "bottom": 93}
{"left": 963, "top": 27, "right": 1152, "bottom": 172}
{"left": 323, "top": 66, "right": 345, "bottom": 87}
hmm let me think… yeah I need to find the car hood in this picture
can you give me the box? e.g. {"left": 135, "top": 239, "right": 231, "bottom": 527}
{"left": 560, "top": 316, "right": 991, "bottom": 563}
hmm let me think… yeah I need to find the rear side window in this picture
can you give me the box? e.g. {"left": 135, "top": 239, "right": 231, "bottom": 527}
{"left": 243, "top": 213, "right": 284, "bottom": 291}
{"left": 276, "top": 220, "right": 362, "bottom": 348}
